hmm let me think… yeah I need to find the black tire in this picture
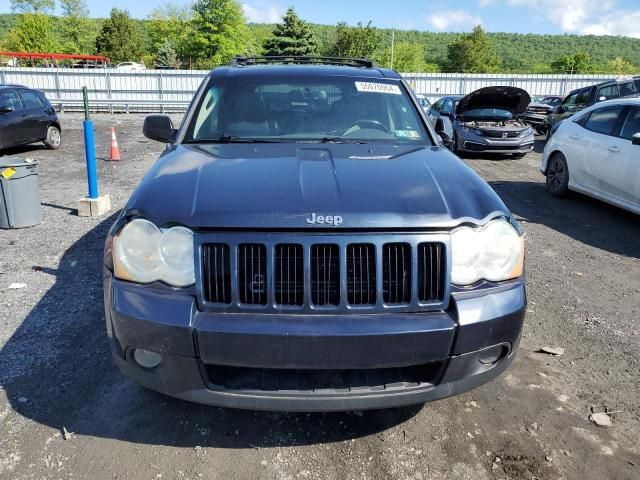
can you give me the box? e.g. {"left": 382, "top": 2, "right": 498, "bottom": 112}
{"left": 546, "top": 152, "right": 569, "bottom": 197}
{"left": 44, "top": 125, "right": 61, "bottom": 150}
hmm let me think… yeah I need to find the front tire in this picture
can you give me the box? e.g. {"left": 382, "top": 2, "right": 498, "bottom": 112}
{"left": 44, "top": 125, "right": 61, "bottom": 150}
{"left": 546, "top": 152, "right": 569, "bottom": 197}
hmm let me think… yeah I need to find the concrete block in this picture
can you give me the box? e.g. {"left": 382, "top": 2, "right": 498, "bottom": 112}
{"left": 77, "top": 194, "right": 112, "bottom": 217}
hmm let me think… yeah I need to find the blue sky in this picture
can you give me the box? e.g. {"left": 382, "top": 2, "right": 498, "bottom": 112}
{"left": 2, "top": 0, "right": 640, "bottom": 37}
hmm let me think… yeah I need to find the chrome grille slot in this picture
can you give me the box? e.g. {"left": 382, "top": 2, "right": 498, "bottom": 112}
{"left": 202, "top": 244, "right": 231, "bottom": 304}
{"left": 383, "top": 243, "right": 411, "bottom": 304}
{"left": 311, "top": 244, "right": 340, "bottom": 306}
{"left": 275, "top": 244, "right": 304, "bottom": 306}
{"left": 417, "top": 242, "right": 445, "bottom": 302}
{"left": 347, "top": 243, "right": 376, "bottom": 305}
{"left": 238, "top": 244, "right": 267, "bottom": 305}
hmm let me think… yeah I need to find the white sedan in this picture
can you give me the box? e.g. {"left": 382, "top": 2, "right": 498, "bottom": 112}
{"left": 541, "top": 98, "right": 640, "bottom": 214}
{"left": 116, "top": 62, "right": 146, "bottom": 71}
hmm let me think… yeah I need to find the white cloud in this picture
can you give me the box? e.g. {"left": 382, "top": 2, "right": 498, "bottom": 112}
{"left": 479, "top": 0, "right": 640, "bottom": 38}
{"left": 426, "top": 10, "right": 483, "bottom": 31}
{"left": 242, "top": 2, "right": 284, "bottom": 23}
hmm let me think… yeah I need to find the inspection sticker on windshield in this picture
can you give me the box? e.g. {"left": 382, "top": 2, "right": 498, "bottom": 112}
{"left": 1, "top": 167, "right": 16, "bottom": 180}
{"left": 395, "top": 130, "right": 420, "bottom": 139}
{"left": 355, "top": 82, "right": 402, "bottom": 95}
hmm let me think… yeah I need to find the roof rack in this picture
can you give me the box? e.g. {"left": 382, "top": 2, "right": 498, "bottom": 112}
{"left": 229, "top": 56, "right": 377, "bottom": 68}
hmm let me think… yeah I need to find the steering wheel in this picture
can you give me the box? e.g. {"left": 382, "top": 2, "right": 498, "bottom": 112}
{"left": 344, "top": 119, "right": 391, "bottom": 135}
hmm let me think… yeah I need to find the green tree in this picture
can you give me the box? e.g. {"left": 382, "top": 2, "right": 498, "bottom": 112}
{"left": 328, "top": 21, "right": 380, "bottom": 59}
{"left": 59, "top": 0, "right": 96, "bottom": 54}
{"left": 603, "top": 57, "right": 638, "bottom": 75}
{"left": 446, "top": 25, "right": 502, "bottom": 73}
{"left": 376, "top": 41, "right": 439, "bottom": 72}
{"left": 262, "top": 7, "right": 317, "bottom": 56}
{"left": 147, "top": 2, "right": 194, "bottom": 60}
{"left": 190, "top": 0, "right": 249, "bottom": 68}
{"left": 10, "top": 0, "right": 54, "bottom": 14}
{"left": 156, "top": 39, "right": 180, "bottom": 68}
{"left": 4, "top": 13, "right": 59, "bottom": 52}
{"left": 95, "top": 8, "right": 145, "bottom": 63}
{"left": 550, "top": 52, "right": 596, "bottom": 74}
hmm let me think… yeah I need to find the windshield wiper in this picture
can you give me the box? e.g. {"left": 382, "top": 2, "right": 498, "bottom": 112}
{"left": 305, "top": 137, "right": 368, "bottom": 144}
{"left": 186, "top": 135, "right": 282, "bottom": 144}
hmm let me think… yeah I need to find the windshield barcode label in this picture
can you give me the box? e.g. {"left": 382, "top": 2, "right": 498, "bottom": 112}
{"left": 355, "top": 82, "right": 402, "bottom": 95}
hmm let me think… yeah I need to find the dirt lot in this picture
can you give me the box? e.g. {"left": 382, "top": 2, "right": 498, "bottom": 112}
{"left": 1, "top": 114, "right": 639, "bottom": 480}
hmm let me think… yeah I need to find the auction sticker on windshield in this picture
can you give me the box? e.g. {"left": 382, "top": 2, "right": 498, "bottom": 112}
{"left": 355, "top": 82, "right": 402, "bottom": 95}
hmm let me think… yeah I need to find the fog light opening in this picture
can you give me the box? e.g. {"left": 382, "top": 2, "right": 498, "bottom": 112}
{"left": 133, "top": 349, "right": 162, "bottom": 369}
{"left": 478, "top": 345, "right": 508, "bottom": 365}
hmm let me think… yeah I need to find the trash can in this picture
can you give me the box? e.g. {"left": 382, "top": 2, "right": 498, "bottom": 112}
{"left": 0, "top": 158, "right": 42, "bottom": 229}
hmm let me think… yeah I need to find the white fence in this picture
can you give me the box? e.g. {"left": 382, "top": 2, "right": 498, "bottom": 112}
{"left": 0, "top": 67, "right": 618, "bottom": 113}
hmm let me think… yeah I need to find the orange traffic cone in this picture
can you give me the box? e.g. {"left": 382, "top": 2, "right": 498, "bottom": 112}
{"left": 109, "top": 127, "right": 121, "bottom": 161}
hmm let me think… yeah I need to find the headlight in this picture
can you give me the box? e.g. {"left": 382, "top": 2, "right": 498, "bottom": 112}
{"left": 113, "top": 219, "right": 195, "bottom": 287}
{"left": 463, "top": 127, "right": 484, "bottom": 136}
{"left": 521, "top": 126, "right": 534, "bottom": 136}
{"left": 451, "top": 218, "right": 524, "bottom": 286}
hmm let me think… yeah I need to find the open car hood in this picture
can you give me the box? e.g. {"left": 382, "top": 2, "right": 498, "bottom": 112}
{"left": 456, "top": 86, "right": 531, "bottom": 117}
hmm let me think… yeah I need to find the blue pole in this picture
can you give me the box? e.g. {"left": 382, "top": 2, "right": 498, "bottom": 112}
{"left": 81, "top": 86, "right": 98, "bottom": 200}
{"left": 83, "top": 120, "right": 98, "bottom": 199}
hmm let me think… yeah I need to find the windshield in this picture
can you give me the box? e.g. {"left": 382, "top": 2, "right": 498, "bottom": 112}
{"left": 185, "top": 75, "right": 430, "bottom": 144}
{"left": 541, "top": 97, "right": 561, "bottom": 106}
{"left": 460, "top": 108, "right": 512, "bottom": 120}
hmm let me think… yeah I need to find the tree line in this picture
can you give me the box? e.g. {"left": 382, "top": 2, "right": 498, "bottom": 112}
{"left": 1, "top": 0, "right": 639, "bottom": 74}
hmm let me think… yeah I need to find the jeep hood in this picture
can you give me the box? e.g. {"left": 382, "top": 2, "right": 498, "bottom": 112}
{"left": 125, "top": 143, "right": 509, "bottom": 229}
{"left": 456, "top": 86, "right": 531, "bottom": 117}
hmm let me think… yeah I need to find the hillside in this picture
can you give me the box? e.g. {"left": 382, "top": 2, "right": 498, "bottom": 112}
{"left": 1, "top": 13, "right": 639, "bottom": 72}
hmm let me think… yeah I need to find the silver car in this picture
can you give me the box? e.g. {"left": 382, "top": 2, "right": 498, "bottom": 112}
{"left": 429, "top": 86, "right": 535, "bottom": 158}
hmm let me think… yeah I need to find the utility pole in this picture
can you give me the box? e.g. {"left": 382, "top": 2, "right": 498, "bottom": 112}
{"left": 390, "top": 30, "right": 395, "bottom": 69}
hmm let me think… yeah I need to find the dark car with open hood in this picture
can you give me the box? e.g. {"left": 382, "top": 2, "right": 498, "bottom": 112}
{"left": 104, "top": 57, "right": 526, "bottom": 412}
{"left": 428, "top": 86, "right": 534, "bottom": 157}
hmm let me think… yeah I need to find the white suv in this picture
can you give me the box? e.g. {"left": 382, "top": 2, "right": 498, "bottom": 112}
{"left": 116, "top": 62, "right": 146, "bottom": 71}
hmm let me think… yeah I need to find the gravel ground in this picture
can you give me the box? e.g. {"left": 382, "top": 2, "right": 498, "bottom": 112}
{"left": 0, "top": 113, "right": 639, "bottom": 480}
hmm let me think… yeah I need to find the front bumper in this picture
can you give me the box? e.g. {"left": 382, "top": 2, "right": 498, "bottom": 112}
{"left": 105, "top": 271, "right": 526, "bottom": 411}
{"left": 458, "top": 131, "right": 535, "bottom": 154}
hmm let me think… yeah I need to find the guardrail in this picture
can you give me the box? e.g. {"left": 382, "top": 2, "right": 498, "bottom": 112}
{"left": 0, "top": 67, "right": 621, "bottom": 113}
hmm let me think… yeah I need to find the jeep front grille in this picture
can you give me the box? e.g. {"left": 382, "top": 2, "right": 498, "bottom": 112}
{"left": 200, "top": 235, "right": 448, "bottom": 313}
{"left": 275, "top": 244, "right": 304, "bottom": 306}
{"left": 238, "top": 244, "right": 267, "bottom": 305}
{"left": 346, "top": 244, "right": 376, "bottom": 305}
{"left": 311, "top": 244, "right": 340, "bottom": 306}
{"left": 202, "top": 244, "right": 231, "bottom": 304}
{"left": 383, "top": 243, "right": 412, "bottom": 304}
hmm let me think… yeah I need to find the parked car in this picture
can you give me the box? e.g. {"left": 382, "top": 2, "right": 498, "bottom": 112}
{"left": 116, "top": 62, "right": 146, "bottom": 71}
{"left": 0, "top": 85, "right": 61, "bottom": 151}
{"left": 544, "top": 79, "right": 637, "bottom": 136}
{"left": 541, "top": 97, "right": 640, "bottom": 214}
{"left": 104, "top": 56, "right": 526, "bottom": 411}
{"left": 428, "top": 86, "right": 534, "bottom": 157}
{"left": 523, "top": 95, "right": 564, "bottom": 134}
{"left": 415, "top": 94, "right": 431, "bottom": 111}
{"left": 72, "top": 60, "right": 108, "bottom": 69}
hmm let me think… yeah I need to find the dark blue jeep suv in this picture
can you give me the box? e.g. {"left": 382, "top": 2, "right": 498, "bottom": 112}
{"left": 104, "top": 57, "right": 526, "bottom": 411}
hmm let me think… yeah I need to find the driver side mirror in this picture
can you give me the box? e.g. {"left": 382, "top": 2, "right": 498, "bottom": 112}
{"left": 632, "top": 133, "right": 640, "bottom": 146}
{"left": 435, "top": 117, "right": 453, "bottom": 147}
{"left": 0, "top": 104, "right": 15, "bottom": 114}
{"left": 439, "top": 110, "right": 451, "bottom": 118}
{"left": 143, "top": 115, "right": 177, "bottom": 143}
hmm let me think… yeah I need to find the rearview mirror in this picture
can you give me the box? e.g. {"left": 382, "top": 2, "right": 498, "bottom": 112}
{"left": 0, "top": 105, "right": 14, "bottom": 114}
{"left": 143, "top": 115, "right": 176, "bottom": 143}
{"left": 632, "top": 133, "right": 640, "bottom": 146}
